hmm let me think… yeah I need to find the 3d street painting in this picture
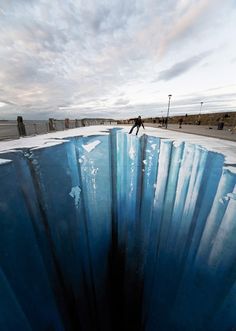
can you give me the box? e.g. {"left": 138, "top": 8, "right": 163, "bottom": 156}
{"left": 0, "top": 128, "right": 236, "bottom": 331}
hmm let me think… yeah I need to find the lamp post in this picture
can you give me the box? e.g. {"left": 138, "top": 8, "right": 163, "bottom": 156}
{"left": 198, "top": 101, "right": 203, "bottom": 125}
{"left": 199, "top": 101, "right": 203, "bottom": 115}
{"left": 165, "top": 94, "right": 172, "bottom": 129}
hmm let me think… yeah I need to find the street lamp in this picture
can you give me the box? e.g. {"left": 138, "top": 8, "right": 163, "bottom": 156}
{"left": 198, "top": 101, "right": 203, "bottom": 125}
{"left": 199, "top": 101, "right": 203, "bottom": 115}
{"left": 165, "top": 94, "right": 172, "bottom": 129}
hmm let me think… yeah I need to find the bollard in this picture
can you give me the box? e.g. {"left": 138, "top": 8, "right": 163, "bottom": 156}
{"left": 48, "top": 118, "right": 55, "bottom": 131}
{"left": 65, "top": 118, "right": 69, "bottom": 129}
{"left": 17, "top": 116, "right": 26, "bottom": 137}
{"left": 33, "top": 123, "right": 37, "bottom": 135}
{"left": 218, "top": 122, "right": 224, "bottom": 130}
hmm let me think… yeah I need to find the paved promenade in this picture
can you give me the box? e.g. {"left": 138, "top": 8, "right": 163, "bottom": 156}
{"left": 146, "top": 123, "right": 236, "bottom": 142}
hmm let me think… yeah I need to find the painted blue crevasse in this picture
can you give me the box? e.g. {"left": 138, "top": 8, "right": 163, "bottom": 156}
{"left": 0, "top": 129, "right": 236, "bottom": 331}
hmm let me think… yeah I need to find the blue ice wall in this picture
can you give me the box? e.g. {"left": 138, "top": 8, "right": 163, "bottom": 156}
{"left": 0, "top": 130, "right": 236, "bottom": 331}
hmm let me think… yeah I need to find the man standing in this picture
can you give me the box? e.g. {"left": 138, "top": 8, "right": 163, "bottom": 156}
{"left": 129, "top": 116, "right": 145, "bottom": 135}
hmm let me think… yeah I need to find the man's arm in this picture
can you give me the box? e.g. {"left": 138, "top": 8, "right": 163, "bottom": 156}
{"left": 142, "top": 121, "right": 145, "bottom": 129}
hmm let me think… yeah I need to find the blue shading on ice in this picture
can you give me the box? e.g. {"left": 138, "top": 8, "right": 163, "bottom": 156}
{"left": 0, "top": 129, "right": 236, "bottom": 331}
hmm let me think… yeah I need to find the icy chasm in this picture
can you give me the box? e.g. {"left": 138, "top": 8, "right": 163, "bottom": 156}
{"left": 0, "top": 129, "right": 236, "bottom": 331}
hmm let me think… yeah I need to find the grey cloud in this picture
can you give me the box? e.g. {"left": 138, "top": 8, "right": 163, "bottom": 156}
{"left": 158, "top": 51, "right": 212, "bottom": 81}
{"left": 0, "top": 0, "right": 144, "bottom": 111}
{"left": 0, "top": 92, "right": 235, "bottom": 120}
{"left": 0, "top": 1, "right": 235, "bottom": 120}
{"left": 156, "top": 0, "right": 227, "bottom": 58}
{"left": 0, "top": 99, "right": 16, "bottom": 105}
{"left": 114, "top": 98, "right": 130, "bottom": 106}
{"left": 178, "top": 91, "right": 236, "bottom": 104}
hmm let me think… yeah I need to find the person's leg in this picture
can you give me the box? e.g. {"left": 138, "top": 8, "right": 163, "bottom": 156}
{"left": 136, "top": 125, "right": 140, "bottom": 135}
{"left": 129, "top": 124, "right": 136, "bottom": 134}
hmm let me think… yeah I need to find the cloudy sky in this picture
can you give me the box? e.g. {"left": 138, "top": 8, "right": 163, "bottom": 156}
{"left": 0, "top": 0, "right": 236, "bottom": 119}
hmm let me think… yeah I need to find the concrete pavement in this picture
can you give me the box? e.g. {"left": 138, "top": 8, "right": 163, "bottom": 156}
{"left": 146, "top": 123, "right": 236, "bottom": 142}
